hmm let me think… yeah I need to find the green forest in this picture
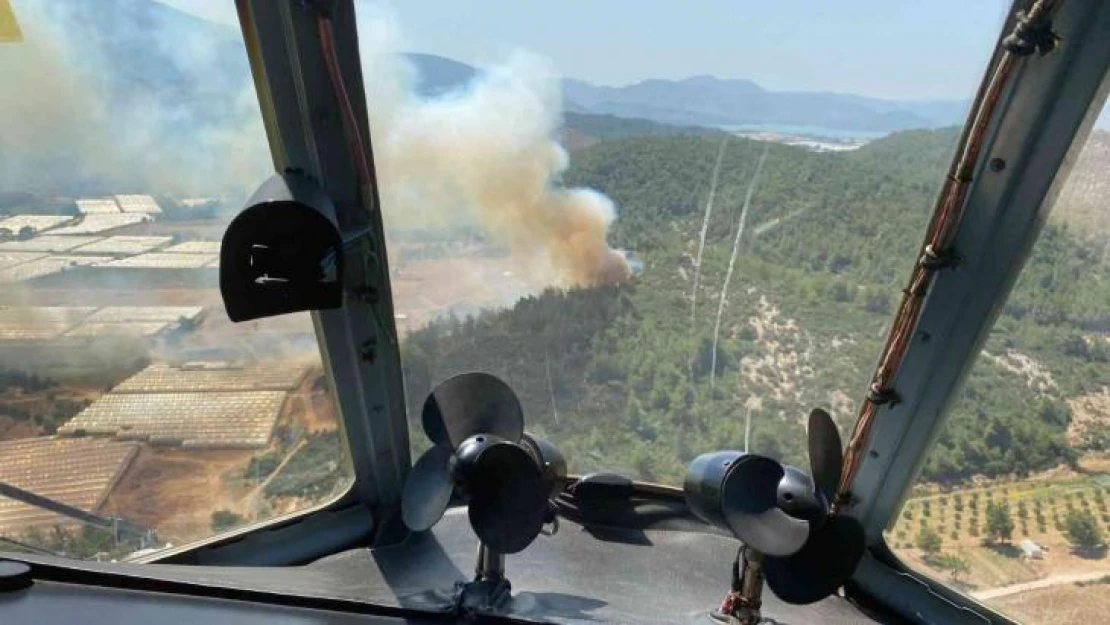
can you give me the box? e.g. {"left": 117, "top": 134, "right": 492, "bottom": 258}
{"left": 400, "top": 128, "right": 1110, "bottom": 486}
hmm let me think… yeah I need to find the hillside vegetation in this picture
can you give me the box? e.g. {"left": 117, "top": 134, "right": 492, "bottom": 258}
{"left": 402, "top": 128, "right": 1110, "bottom": 486}
{"left": 1053, "top": 130, "right": 1110, "bottom": 250}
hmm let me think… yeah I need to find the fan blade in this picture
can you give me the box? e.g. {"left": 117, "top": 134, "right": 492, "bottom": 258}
{"left": 422, "top": 372, "right": 524, "bottom": 449}
{"left": 467, "top": 442, "right": 548, "bottom": 554}
{"left": 807, "top": 408, "right": 843, "bottom": 504}
{"left": 401, "top": 445, "right": 454, "bottom": 532}
{"left": 721, "top": 455, "right": 810, "bottom": 556}
{"left": 763, "top": 515, "right": 865, "bottom": 605}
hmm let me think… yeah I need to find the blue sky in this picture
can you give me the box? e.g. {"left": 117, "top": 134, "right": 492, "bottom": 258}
{"left": 158, "top": 0, "right": 1011, "bottom": 101}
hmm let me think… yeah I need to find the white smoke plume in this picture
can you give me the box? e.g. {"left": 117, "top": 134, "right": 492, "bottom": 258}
{"left": 0, "top": 1, "right": 628, "bottom": 288}
{"left": 356, "top": 10, "right": 630, "bottom": 287}
{"left": 0, "top": 0, "right": 269, "bottom": 197}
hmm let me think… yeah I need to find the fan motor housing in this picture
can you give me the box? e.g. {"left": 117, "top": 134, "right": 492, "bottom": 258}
{"left": 776, "top": 466, "right": 827, "bottom": 525}
{"left": 683, "top": 450, "right": 744, "bottom": 529}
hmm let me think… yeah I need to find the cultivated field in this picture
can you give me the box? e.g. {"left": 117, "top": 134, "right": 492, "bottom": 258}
{"left": 889, "top": 471, "right": 1110, "bottom": 620}
{"left": 58, "top": 391, "right": 287, "bottom": 448}
{"left": 113, "top": 363, "right": 308, "bottom": 393}
{"left": 100, "top": 371, "right": 342, "bottom": 543}
{"left": 0, "top": 306, "right": 203, "bottom": 341}
{"left": 0, "top": 437, "right": 138, "bottom": 535}
{"left": 889, "top": 477, "right": 1110, "bottom": 552}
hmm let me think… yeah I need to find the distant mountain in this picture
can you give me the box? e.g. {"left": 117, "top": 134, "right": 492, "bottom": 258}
{"left": 38, "top": 0, "right": 967, "bottom": 142}
{"left": 405, "top": 53, "right": 478, "bottom": 97}
{"left": 406, "top": 56, "right": 967, "bottom": 133}
{"left": 561, "top": 75, "right": 969, "bottom": 133}
{"left": 558, "top": 113, "right": 722, "bottom": 152}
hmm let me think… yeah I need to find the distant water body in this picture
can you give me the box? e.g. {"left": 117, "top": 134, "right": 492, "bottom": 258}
{"left": 718, "top": 124, "right": 889, "bottom": 140}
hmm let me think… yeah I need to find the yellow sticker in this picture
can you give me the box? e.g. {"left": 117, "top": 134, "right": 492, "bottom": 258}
{"left": 0, "top": 0, "right": 23, "bottom": 43}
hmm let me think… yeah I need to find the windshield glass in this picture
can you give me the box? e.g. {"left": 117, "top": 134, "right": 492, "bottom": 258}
{"left": 0, "top": 0, "right": 350, "bottom": 560}
{"left": 362, "top": 1, "right": 1011, "bottom": 483}
{"left": 888, "top": 99, "right": 1110, "bottom": 625}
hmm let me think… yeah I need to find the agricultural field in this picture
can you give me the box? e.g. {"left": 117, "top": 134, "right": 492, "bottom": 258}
{"left": 101, "top": 252, "right": 217, "bottom": 269}
{"left": 0, "top": 437, "right": 138, "bottom": 535}
{"left": 159, "top": 241, "right": 221, "bottom": 255}
{"left": 102, "top": 371, "right": 345, "bottom": 543}
{"left": 0, "top": 255, "right": 113, "bottom": 283}
{"left": 0, "top": 214, "right": 72, "bottom": 235}
{"left": 69, "top": 236, "right": 172, "bottom": 256}
{"left": 112, "top": 362, "right": 308, "bottom": 393}
{"left": 63, "top": 322, "right": 174, "bottom": 339}
{"left": 83, "top": 306, "right": 204, "bottom": 324}
{"left": 888, "top": 475, "right": 1110, "bottom": 595}
{"left": 890, "top": 477, "right": 1110, "bottom": 551}
{"left": 75, "top": 198, "right": 123, "bottom": 214}
{"left": 48, "top": 213, "right": 151, "bottom": 235}
{"left": 57, "top": 391, "right": 287, "bottom": 448}
{"left": 113, "top": 195, "right": 162, "bottom": 215}
{"left": 0, "top": 235, "right": 103, "bottom": 253}
{"left": 0, "top": 306, "right": 202, "bottom": 341}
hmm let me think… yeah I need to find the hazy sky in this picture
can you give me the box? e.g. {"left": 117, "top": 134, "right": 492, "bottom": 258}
{"left": 157, "top": 0, "right": 1011, "bottom": 101}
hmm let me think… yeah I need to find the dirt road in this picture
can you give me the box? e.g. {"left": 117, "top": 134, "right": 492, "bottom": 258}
{"left": 972, "top": 570, "right": 1110, "bottom": 600}
{"left": 244, "top": 438, "right": 307, "bottom": 515}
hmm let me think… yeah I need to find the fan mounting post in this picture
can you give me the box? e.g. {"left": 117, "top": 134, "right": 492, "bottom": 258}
{"left": 476, "top": 542, "right": 505, "bottom": 581}
{"left": 711, "top": 547, "right": 765, "bottom": 625}
{"left": 458, "top": 542, "right": 511, "bottom": 612}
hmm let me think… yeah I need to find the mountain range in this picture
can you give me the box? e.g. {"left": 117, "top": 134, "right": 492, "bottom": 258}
{"left": 408, "top": 54, "right": 968, "bottom": 133}
{"left": 561, "top": 76, "right": 967, "bottom": 132}
{"left": 42, "top": 0, "right": 968, "bottom": 136}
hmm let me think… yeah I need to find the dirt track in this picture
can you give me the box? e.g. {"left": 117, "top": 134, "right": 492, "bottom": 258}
{"left": 973, "top": 569, "right": 1110, "bottom": 600}
{"left": 986, "top": 577, "right": 1110, "bottom": 624}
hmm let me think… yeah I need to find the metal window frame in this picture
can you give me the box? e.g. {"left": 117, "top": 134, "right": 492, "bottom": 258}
{"left": 845, "top": 0, "right": 1110, "bottom": 622}
{"left": 150, "top": 0, "right": 410, "bottom": 565}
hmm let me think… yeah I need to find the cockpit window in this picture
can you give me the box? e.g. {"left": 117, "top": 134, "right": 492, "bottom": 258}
{"left": 0, "top": 0, "right": 350, "bottom": 560}
{"left": 367, "top": 1, "right": 1011, "bottom": 483}
{"left": 888, "top": 100, "right": 1110, "bottom": 624}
